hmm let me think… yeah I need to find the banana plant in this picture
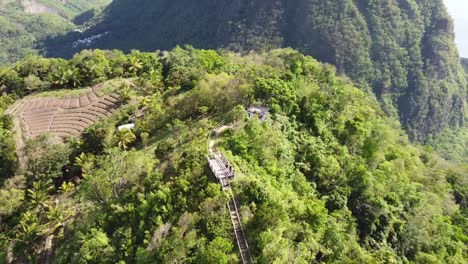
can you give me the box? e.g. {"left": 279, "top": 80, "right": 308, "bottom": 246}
{"left": 27, "top": 180, "right": 53, "bottom": 208}
{"left": 59, "top": 181, "right": 75, "bottom": 194}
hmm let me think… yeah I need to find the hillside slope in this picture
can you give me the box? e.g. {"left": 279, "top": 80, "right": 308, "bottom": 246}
{"left": 44, "top": 0, "right": 467, "bottom": 141}
{"left": 0, "top": 0, "right": 110, "bottom": 65}
{"left": 0, "top": 48, "right": 466, "bottom": 263}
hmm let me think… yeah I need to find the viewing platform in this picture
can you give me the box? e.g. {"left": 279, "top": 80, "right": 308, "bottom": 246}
{"left": 207, "top": 151, "right": 251, "bottom": 263}
{"left": 207, "top": 152, "right": 234, "bottom": 190}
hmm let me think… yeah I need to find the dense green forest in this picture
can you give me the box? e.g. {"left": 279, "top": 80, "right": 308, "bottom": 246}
{"left": 428, "top": 58, "right": 468, "bottom": 163}
{"left": 43, "top": 0, "right": 467, "bottom": 142}
{"left": 429, "top": 125, "right": 468, "bottom": 163}
{"left": 0, "top": 0, "right": 110, "bottom": 65}
{"left": 0, "top": 47, "right": 466, "bottom": 263}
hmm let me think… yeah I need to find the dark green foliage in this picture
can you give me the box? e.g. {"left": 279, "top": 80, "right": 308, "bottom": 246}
{"left": 461, "top": 58, "right": 468, "bottom": 73}
{"left": 0, "top": 48, "right": 466, "bottom": 263}
{"left": 446, "top": 165, "right": 468, "bottom": 210}
{"left": 0, "top": 114, "right": 17, "bottom": 181}
{"left": 0, "top": 49, "right": 164, "bottom": 97}
{"left": 0, "top": 95, "right": 17, "bottom": 182}
{"left": 23, "top": 135, "right": 72, "bottom": 182}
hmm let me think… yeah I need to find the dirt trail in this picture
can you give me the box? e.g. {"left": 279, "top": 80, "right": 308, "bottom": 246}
{"left": 208, "top": 124, "right": 232, "bottom": 154}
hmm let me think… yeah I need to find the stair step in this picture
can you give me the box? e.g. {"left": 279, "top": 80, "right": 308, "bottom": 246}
{"left": 209, "top": 152, "right": 250, "bottom": 264}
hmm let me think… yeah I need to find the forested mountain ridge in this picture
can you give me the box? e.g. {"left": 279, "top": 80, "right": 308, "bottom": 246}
{"left": 0, "top": 47, "right": 466, "bottom": 263}
{"left": 44, "top": 0, "right": 467, "bottom": 141}
{"left": 0, "top": 0, "right": 110, "bottom": 65}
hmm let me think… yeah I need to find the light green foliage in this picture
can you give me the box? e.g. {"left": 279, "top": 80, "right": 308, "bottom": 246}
{"left": 77, "top": 228, "right": 115, "bottom": 264}
{"left": 162, "top": 46, "right": 227, "bottom": 90}
{"left": 0, "top": 175, "right": 25, "bottom": 217}
{"left": 114, "top": 129, "right": 136, "bottom": 150}
{"left": 429, "top": 125, "right": 468, "bottom": 163}
{"left": 0, "top": 49, "right": 163, "bottom": 98}
{"left": 0, "top": 48, "right": 466, "bottom": 263}
{"left": 79, "top": 149, "right": 156, "bottom": 205}
{"left": 34, "top": 0, "right": 111, "bottom": 20}
{"left": 195, "top": 237, "right": 236, "bottom": 264}
{"left": 0, "top": 9, "right": 73, "bottom": 66}
{"left": 0, "top": 67, "right": 24, "bottom": 95}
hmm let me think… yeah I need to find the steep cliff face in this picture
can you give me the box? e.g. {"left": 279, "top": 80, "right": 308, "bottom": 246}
{"left": 44, "top": 0, "right": 467, "bottom": 140}
{"left": 462, "top": 58, "right": 468, "bottom": 73}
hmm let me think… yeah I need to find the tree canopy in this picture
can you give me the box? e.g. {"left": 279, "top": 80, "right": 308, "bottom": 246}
{"left": 41, "top": 0, "right": 467, "bottom": 141}
{"left": 0, "top": 47, "right": 466, "bottom": 263}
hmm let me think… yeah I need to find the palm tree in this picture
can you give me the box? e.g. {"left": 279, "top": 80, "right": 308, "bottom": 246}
{"left": 67, "top": 68, "right": 82, "bottom": 88}
{"left": 115, "top": 129, "right": 136, "bottom": 150}
{"left": 59, "top": 181, "right": 75, "bottom": 194}
{"left": 75, "top": 152, "right": 91, "bottom": 167}
{"left": 128, "top": 57, "right": 143, "bottom": 76}
{"left": 52, "top": 67, "right": 81, "bottom": 88}
{"left": 75, "top": 152, "right": 96, "bottom": 174}
{"left": 52, "top": 67, "right": 68, "bottom": 86}
{"left": 118, "top": 82, "right": 134, "bottom": 102}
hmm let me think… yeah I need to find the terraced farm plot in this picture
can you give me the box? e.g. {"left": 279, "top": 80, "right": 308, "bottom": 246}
{"left": 7, "top": 87, "right": 121, "bottom": 140}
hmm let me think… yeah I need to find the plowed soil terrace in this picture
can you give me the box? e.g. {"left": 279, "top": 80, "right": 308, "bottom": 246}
{"left": 7, "top": 87, "right": 120, "bottom": 140}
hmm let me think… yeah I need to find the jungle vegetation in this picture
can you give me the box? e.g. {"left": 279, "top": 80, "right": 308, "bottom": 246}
{"left": 0, "top": 47, "right": 466, "bottom": 263}
{"left": 42, "top": 0, "right": 467, "bottom": 142}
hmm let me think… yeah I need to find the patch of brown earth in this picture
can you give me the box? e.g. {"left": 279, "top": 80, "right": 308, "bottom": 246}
{"left": 21, "top": 0, "right": 58, "bottom": 15}
{"left": 7, "top": 88, "right": 120, "bottom": 141}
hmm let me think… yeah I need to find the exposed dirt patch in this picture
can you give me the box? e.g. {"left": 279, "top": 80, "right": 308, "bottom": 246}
{"left": 21, "top": 0, "right": 59, "bottom": 15}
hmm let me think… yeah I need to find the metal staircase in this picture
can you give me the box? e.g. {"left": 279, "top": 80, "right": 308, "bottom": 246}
{"left": 207, "top": 149, "right": 252, "bottom": 264}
